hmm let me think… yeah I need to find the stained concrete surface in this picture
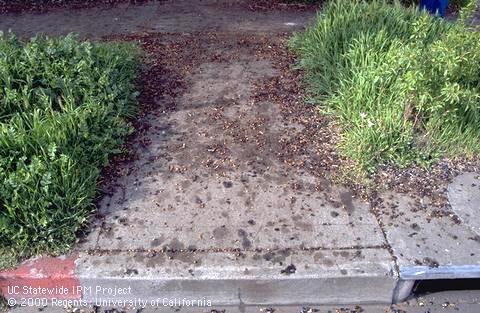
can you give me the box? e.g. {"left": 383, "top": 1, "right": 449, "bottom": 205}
{"left": 0, "top": 0, "right": 315, "bottom": 38}
{"left": 74, "top": 249, "right": 396, "bottom": 305}
{"left": 376, "top": 192, "right": 480, "bottom": 279}
{"left": 91, "top": 60, "right": 387, "bottom": 252}
{"left": 1, "top": 0, "right": 480, "bottom": 307}
{"left": 72, "top": 32, "right": 396, "bottom": 304}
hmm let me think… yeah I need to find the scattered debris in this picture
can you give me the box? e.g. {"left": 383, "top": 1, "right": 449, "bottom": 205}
{"left": 280, "top": 263, "right": 296, "bottom": 275}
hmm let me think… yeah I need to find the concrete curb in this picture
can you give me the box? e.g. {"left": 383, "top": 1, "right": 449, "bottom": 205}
{"left": 0, "top": 255, "right": 81, "bottom": 301}
{"left": 391, "top": 265, "right": 480, "bottom": 302}
{"left": 400, "top": 265, "right": 480, "bottom": 280}
{"left": 3, "top": 253, "right": 480, "bottom": 306}
{"left": 1, "top": 249, "right": 400, "bottom": 306}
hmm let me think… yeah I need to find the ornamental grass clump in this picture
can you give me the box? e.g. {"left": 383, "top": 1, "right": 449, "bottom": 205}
{"left": 290, "top": 0, "right": 480, "bottom": 174}
{"left": 0, "top": 33, "right": 139, "bottom": 261}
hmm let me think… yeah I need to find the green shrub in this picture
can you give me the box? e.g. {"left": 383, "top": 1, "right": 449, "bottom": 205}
{"left": 290, "top": 0, "right": 480, "bottom": 174}
{"left": 0, "top": 33, "right": 139, "bottom": 260}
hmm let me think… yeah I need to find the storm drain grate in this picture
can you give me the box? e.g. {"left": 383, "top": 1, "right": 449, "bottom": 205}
{"left": 413, "top": 278, "right": 480, "bottom": 296}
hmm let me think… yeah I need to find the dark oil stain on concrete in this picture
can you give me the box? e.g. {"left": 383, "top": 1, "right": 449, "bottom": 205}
{"left": 411, "top": 223, "right": 421, "bottom": 231}
{"left": 213, "top": 225, "right": 229, "bottom": 239}
{"left": 314, "top": 252, "right": 335, "bottom": 267}
{"left": 340, "top": 191, "right": 355, "bottom": 213}
{"left": 165, "top": 238, "right": 184, "bottom": 251}
{"left": 150, "top": 235, "right": 166, "bottom": 247}
{"left": 292, "top": 214, "right": 302, "bottom": 221}
{"left": 339, "top": 251, "right": 350, "bottom": 258}
{"left": 292, "top": 214, "right": 313, "bottom": 231}
{"left": 238, "top": 229, "right": 252, "bottom": 249}
{"left": 263, "top": 249, "right": 290, "bottom": 264}
{"left": 125, "top": 268, "right": 139, "bottom": 275}
{"left": 163, "top": 238, "right": 201, "bottom": 264}
{"left": 133, "top": 252, "right": 145, "bottom": 263}
{"left": 423, "top": 257, "right": 440, "bottom": 268}
{"left": 330, "top": 211, "right": 339, "bottom": 218}
{"left": 146, "top": 253, "right": 166, "bottom": 268}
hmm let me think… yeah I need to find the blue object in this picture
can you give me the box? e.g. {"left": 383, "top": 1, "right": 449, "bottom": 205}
{"left": 420, "top": 0, "right": 449, "bottom": 17}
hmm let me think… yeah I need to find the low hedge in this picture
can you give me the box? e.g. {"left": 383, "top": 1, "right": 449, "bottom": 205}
{"left": 290, "top": 0, "right": 480, "bottom": 174}
{"left": 0, "top": 33, "right": 139, "bottom": 262}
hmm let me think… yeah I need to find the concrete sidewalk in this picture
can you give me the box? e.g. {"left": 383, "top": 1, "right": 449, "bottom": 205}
{"left": 0, "top": 0, "right": 316, "bottom": 39}
{"left": 1, "top": 0, "right": 479, "bottom": 308}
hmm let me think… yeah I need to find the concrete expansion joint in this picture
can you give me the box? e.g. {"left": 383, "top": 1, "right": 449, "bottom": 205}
{"left": 78, "top": 245, "right": 389, "bottom": 256}
{"left": 368, "top": 201, "right": 399, "bottom": 268}
{"left": 368, "top": 196, "right": 407, "bottom": 303}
